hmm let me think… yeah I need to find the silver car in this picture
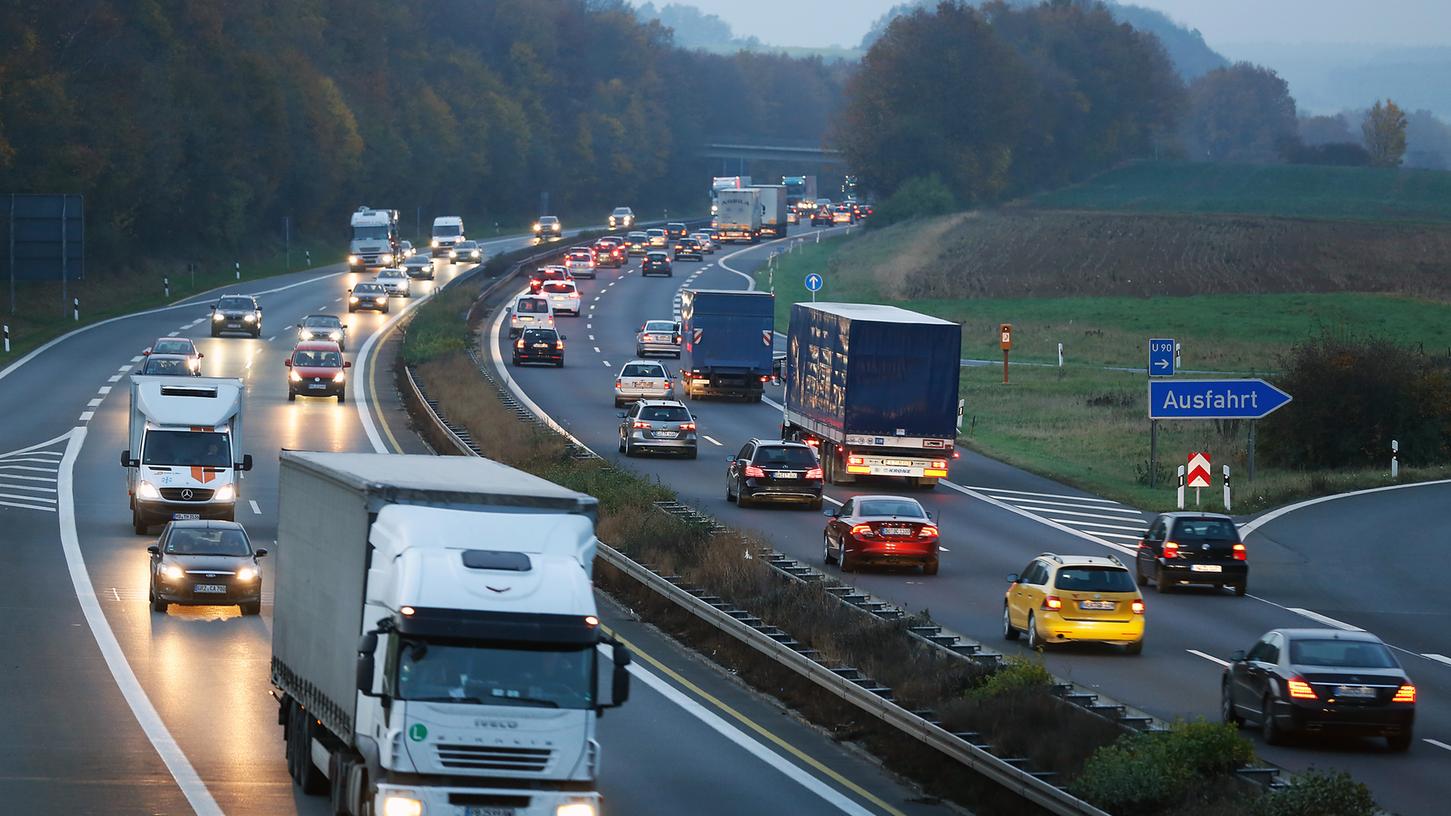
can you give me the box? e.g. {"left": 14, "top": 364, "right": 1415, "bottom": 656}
{"left": 402, "top": 253, "right": 435, "bottom": 280}
{"left": 618, "top": 400, "right": 697, "bottom": 458}
{"left": 635, "top": 319, "right": 681, "bottom": 358}
{"left": 613, "top": 360, "right": 673, "bottom": 407}
{"left": 374, "top": 267, "right": 412, "bottom": 298}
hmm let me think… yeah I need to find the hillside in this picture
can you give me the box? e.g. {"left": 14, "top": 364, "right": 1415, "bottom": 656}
{"left": 1027, "top": 161, "right": 1451, "bottom": 222}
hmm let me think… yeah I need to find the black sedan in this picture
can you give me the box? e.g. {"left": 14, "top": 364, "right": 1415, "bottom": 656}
{"left": 512, "top": 327, "right": 565, "bottom": 367}
{"left": 1222, "top": 628, "right": 1416, "bottom": 751}
{"left": 642, "top": 251, "right": 672, "bottom": 277}
{"left": 148, "top": 520, "right": 268, "bottom": 615}
{"left": 347, "top": 282, "right": 390, "bottom": 313}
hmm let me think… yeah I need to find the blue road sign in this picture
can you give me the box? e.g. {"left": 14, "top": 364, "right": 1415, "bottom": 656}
{"left": 1149, "top": 338, "right": 1175, "bottom": 376}
{"left": 1148, "top": 379, "right": 1292, "bottom": 420}
{"left": 804, "top": 272, "right": 823, "bottom": 292}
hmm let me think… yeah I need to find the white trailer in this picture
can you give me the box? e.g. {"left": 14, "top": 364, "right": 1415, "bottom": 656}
{"left": 715, "top": 188, "right": 762, "bottom": 243}
{"left": 272, "top": 452, "right": 629, "bottom": 816}
{"left": 751, "top": 184, "right": 788, "bottom": 238}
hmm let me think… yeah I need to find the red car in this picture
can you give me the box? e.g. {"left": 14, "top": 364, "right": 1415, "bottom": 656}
{"left": 285, "top": 340, "right": 350, "bottom": 403}
{"left": 822, "top": 494, "right": 939, "bottom": 575}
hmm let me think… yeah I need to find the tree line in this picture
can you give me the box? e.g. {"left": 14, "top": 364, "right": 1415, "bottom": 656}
{"left": 0, "top": 0, "right": 846, "bottom": 266}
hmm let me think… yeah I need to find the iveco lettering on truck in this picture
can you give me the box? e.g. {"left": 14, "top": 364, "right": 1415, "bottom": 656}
{"left": 347, "top": 206, "right": 400, "bottom": 272}
{"left": 714, "top": 188, "right": 762, "bottom": 243}
{"left": 271, "top": 452, "right": 630, "bottom": 816}
{"left": 122, "top": 376, "right": 253, "bottom": 534}
{"left": 430, "top": 215, "right": 464, "bottom": 257}
{"left": 783, "top": 303, "right": 962, "bottom": 488}
{"left": 680, "top": 289, "right": 775, "bottom": 401}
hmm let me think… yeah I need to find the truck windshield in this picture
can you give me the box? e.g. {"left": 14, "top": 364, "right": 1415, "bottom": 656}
{"left": 396, "top": 641, "right": 594, "bottom": 710}
{"left": 143, "top": 431, "right": 231, "bottom": 467}
{"left": 433, "top": 224, "right": 461, "bottom": 237}
{"left": 352, "top": 226, "right": 390, "bottom": 241}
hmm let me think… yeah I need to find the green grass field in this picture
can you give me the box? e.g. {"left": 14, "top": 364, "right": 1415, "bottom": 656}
{"left": 1027, "top": 160, "right": 1451, "bottom": 222}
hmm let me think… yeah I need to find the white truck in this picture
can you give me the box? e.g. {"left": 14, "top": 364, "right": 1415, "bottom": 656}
{"left": 348, "top": 207, "right": 401, "bottom": 272}
{"left": 272, "top": 452, "right": 630, "bottom": 816}
{"left": 715, "top": 188, "right": 762, "bottom": 243}
{"left": 121, "top": 376, "right": 252, "bottom": 534}
{"left": 751, "top": 184, "right": 788, "bottom": 239}
{"left": 430, "top": 216, "right": 465, "bottom": 257}
{"left": 709, "top": 175, "right": 750, "bottom": 215}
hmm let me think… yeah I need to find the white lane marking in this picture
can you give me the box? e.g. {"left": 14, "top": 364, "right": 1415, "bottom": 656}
{"left": 1240, "top": 478, "right": 1451, "bottom": 538}
{"left": 57, "top": 428, "right": 225, "bottom": 815}
{"left": 593, "top": 296, "right": 601, "bottom": 302}
{"left": 991, "top": 496, "right": 1142, "bottom": 515}
{"left": 266, "top": 336, "right": 277, "bottom": 342}
{"left": 1287, "top": 608, "right": 1363, "bottom": 631}
{"left": 602, "top": 360, "right": 611, "bottom": 367}
{"left": 249, "top": 499, "right": 262, "bottom": 515}
{"left": 940, "top": 480, "right": 1138, "bottom": 555}
{"left": 130, "top": 355, "right": 144, "bottom": 362}
{"left": 0, "top": 464, "right": 60, "bottom": 472}
{"left": 822, "top": 494, "right": 843, "bottom": 507}
{"left": 166, "top": 331, "right": 179, "bottom": 337}
{"left": 1187, "top": 649, "right": 1231, "bottom": 668}
{"left": 1, "top": 473, "right": 57, "bottom": 483}
{"left": 1091, "top": 531, "right": 1149, "bottom": 540}
{"left": 594, "top": 347, "right": 601, "bottom": 353}
{"left": 1048, "top": 518, "right": 1147, "bottom": 533}
{"left": 98, "top": 386, "right": 111, "bottom": 395}
{"left": 282, "top": 324, "right": 293, "bottom": 330}
{"left": 1421, "top": 653, "right": 1451, "bottom": 667}
{"left": 117, "top": 365, "right": 131, "bottom": 372}
{"left": 0, "top": 432, "right": 71, "bottom": 458}
{"left": 589, "top": 335, "right": 595, "bottom": 341}
{"left": 1015, "top": 506, "right": 1140, "bottom": 523}
{"left": 108, "top": 374, "right": 123, "bottom": 382}
{"left": 78, "top": 411, "right": 93, "bottom": 422}
{"left": 599, "top": 644, "right": 875, "bottom": 816}
{"left": 0, "top": 490, "right": 57, "bottom": 503}
{"left": 702, "top": 435, "right": 724, "bottom": 446}
{"left": 334, "top": 297, "right": 343, "bottom": 303}
{"left": 0, "top": 499, "right": 55, "bottom": 512}
{"left": 1425, "top": 738, "right": 1451, "bottom": 752}
{"left": 960, "top": 485, "right": 1122, "bottom": 504}
{"left": 87, "top": 398, "right": 102, "bottom": 407}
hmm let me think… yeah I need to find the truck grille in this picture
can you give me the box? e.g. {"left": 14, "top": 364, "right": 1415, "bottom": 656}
{"left": 160, "top": 488, "right": 214, "bottom": 501}
{"left": 435, "top": 744, "right": 552, "bottom": 773}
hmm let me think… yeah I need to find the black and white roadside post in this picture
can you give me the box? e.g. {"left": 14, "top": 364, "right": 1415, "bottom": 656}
{"left": 72, "top": 297, "right": 79, "bottom": 322}
{"left": 1391, "top": 439, "right": 1399, "bottom": 480}
{"left": 1223, "top": 465, "right": 1232, "bottom": 513}
{"left": 163, "top": 276, "right": 170, "bottom": 299}
{"left": 1058, "top": 342, "right": 1064, "bottom": 368}
{"left": 306, "top": 250, "right": 311, "bottom": 268}
{"left": 3, "top": 324, "right": 9, "bottom": 354}
{"left": 1176, "top": 465, "right": 1186, "bottom": 510}
{"left": 235, "top": 260, "right": 241, "bottom": 281}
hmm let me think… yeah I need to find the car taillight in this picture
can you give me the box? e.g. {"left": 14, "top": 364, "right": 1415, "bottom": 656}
{"left": 805, "top": 467, "right": 823, "bottom": 479}
{"left": 952, "top": 450, "right": 961, "bottom": 459}
{"left": 615, "top": 379, "right": 622, "bottom": 389}
{"left": 930, "top": 459, "right": 947, "bottom": 470}
{"left": 1287, "top": 678, "right": 1317, "bottom": 700}
{"left": 804, "top": 438, "right": 820, "bottom": 448}
{"left": 850, "top": 523, "right": 874, "bottom": 538}
{"left": 744, "top": 465, "right": 766, "bottom": 478}
{"left": 1042, "top": 595, "right": 1062, "bottom": 611}
{"left": 1130, "top": 599, "right": 1145, "bottom": 614}
{"left": 632, "top": 420, "right": 651, "bottom": 429}
{"left": 515, "top": 339, "right": 524, "bottom": 349}
{"left": 917, "top": 525, "right": 938, "bottom": 538}
{"left": 680, "top": 422, "right": 696, "bottom": 431}
{"left": 1392, "top": 684, "right": 1416, "bottom": 703}
{"left": 760, "top": 375, "right": 770, "bottom": 382}
{"left": 1163, "top": 541, "right": 1179, "bottom": 558}
{"left": 1233, "top": 542, "right": 1246, "bottom": 561}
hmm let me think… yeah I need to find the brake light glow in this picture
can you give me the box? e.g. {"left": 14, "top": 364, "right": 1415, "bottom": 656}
{"left": 803, "top": 438, "right": 819, "bottom": 448}
{"left": 930, "top": 459, "right": 948, "bottom": 470}
{"left": 850, "top": 523, "right": 874, "bottom": 538}
{"left": 918, "top": 525, "right": 938, "bottom": 538}
{"left": 615, "top": 379, "right": 622, "bottom": 389}
{"left": 1233, "top": 542, "right": 1246, "bottom": 561}
{"left": 680, "top": 422, "right": 696, "bottom": 431}
{"left": 952, "top": 450, "right": 961, "bottom": 459}
{"left": 1163, "top": 541, "right": 1179, "bottom": 559}
{"left": 1130, "top": 599, "right": 1145, "bottom": 614}
{"left": 805, "top": 467, "right": 823, "bottom": 479}
{"left": 744, "top": 465, "right": 766, "bottom": 478}
{"left": 1287, "top": 678, "right": 1317, "bottom": 700}
{"left": 632, "top": 420, "right": 652, "bottom": 429}
{"left": 1392, "top": 684, "right": 1416, "bottom": 703}
{"left": 515, "top": 339, "right": 524, "bottom": 348}
{"left": 1042, "top": 595, "right": 1062, "bottom": 611}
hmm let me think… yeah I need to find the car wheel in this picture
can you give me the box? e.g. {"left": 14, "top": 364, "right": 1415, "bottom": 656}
{"left": 823, "top": 533, "right": 837, "bottom": 565}
{"left": 240, "top": 601, "right": 261, "bottom": 616}
{"left": 737, "top": 490, "right": 753, "bottom": 509}
{"left": 623, "top": 439, "right": 634, "bottom": 457}
{"left": 1261, "top": 695, "right": 1286, "bottom": 745}
{"left": 1221, "top": 682, "right": 1242, "bottom": 727}
{"left": 1233, "top": 581, "right": 1247, "bottom": 597}
{"left": 618, "top": 435, "right": 626, "bottom": 453}
{"left": 839, "top": 544, "right": 856, "bottom": 572}
{"left": 1387, "top": 732, "right": 1413, "bottom": 752}
{"left": 132, "top": 508, "right": 148, "bottom": 535}
{"left": 923, "top": 557, "right": 940, "bottom": 576}
{"left": 1026, "top": 612, "right": 1044, "bottom": 649}
{"left": 1135, "top": 564, "right": 1148, "bottom": 587}
{"left": 1123, "top": 639, "right": 1143, "bottom": 655}
{"left": 557, "top": 358, "right": 564, "bottom": 367}
{"left": 336, "top": 390, "right": 345, "bottom": 403}
{"left": 288, "top": 391, "right": 296, "bottom": 402}
{"left": 1155, "top": 566, "right": 1172, "bottom": 593}
{"left": 152, "top": 597, "right": 168, "bottom": 613}
{"left": 210, "top": 328, "right": 219, "bottom": 338}
{"left": 1002, "top": 604, "right": 1019, "bottom": 640}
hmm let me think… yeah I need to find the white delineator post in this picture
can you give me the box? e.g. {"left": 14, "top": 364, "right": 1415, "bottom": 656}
{"left": 1176, "top": 465, "right": 1186, "bottom": 510}
{"left": 1222, "top": 465, "right": 1231, "bottom": 513}
{"left": 1057, "top": 342, "right": 1064, "bottom": 368}
{"left": 1391, "top": 439, "right": 1399, "bottom": 480}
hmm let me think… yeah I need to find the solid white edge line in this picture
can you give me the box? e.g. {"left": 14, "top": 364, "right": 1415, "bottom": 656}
{"left": 598, "top": 644, "right": 875, "bottom": 816}
{"left": 1422, "top": 653, "right": 1451, "bottom": 667}
{"left": 715, "top": 224, "right": 851, "bottom": 291}
{"left": 1239, "top": 478, "right": 1451, "bottom": 538}
{"left": 1425, "top": 738, "right": 1451, "bottom": 752}
{"left": 488, "top": 287, "right": 600, "bottom": 454}
{"left": 1187, "top": 649, "right": 1231, "bottom": 668}
{"left": 955, "top": 484, "right": 1122, "bottom": 504}
{"left": 58, "top": 427, "right": 224, "bottom": 815}
{"left": 354, "top": 271, "right": 454, "bottom": 454}
{"left": 1286, "top": 607, "right": 1363, "bottom": 631}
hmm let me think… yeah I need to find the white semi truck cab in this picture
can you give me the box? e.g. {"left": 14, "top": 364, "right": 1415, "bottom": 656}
{"left": 121, "top": 376, "right": 252, "bottom": 534}
{"left": 273, "top": 452, "right": 628, "bottom": 816}
{"left": 431, "top": 216, "right": 465, "bottom": 257}
{"left": 349, "top": 206, "right": 401, "bottom": 272}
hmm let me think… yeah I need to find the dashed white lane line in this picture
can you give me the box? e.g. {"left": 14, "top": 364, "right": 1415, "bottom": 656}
{"left": 1420, "top": 653, "right": 1451, "bottom": 667}
{"left": 594, "top": 346, "right": 601, "bottom": 353}
{"left": 1288, "top": 608, "right": 1363, "bottom": 631}
{"left": 283, "top": 324, "right": 293, "bottom": 330}
{"left": 602, "top": 360, "right": 612, "bottom": 367}
{"left": 98, "top": 386, "right": 111, "bottom": 395}
{"left": 702, "top": 435, "right": 723, "bottom": 446}
{"left": 108, "top": 374, "right": 123, "bottom": 382}
{"left": 589, "top": 335, "right": 596, "bottom": 341}
{"left": 1050, "top": 518, "right": 1147, "bottom": 533}
{"left": 587, "top": 323, "right": 592, "bottom": 329}
{"left": 266, "top": 336, "right": 277, "bottom": 342}
{"left": 249, "top": 499, "right": 262, "bottom": 515}
{"left": 166, "top": 331, "right": 179, "bottom": 337}
{"left": 117, "top": 365, "right": 132, "bottom": 372}
{"left": 129, "top": 355, "right": 143, "bottom": 362}
{"left": 1187, "top": 649, "right": 1230, "bottom": 668}
{"left": 1425, "top": 738, "right": 1451, "bottom": 752}
{"left": 962, "top": 485, "right": 1122, "bottom": 504}
{"left": 87, "top": 398, "right": 102, "bottom": 407}
{"left": 334, "top": 297, "right": 343, "bottom": 303}
{"left": 993, "top": 496, "right": 1143, "bottom": 515}
{"left": 78, "top": 411, "right": 93, "bottom": 422}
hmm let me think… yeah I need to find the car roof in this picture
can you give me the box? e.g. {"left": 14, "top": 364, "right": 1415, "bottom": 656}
{"left": 1037, "top": 553, "right": 1128, "bottom": 569}
{"left": 167, "top": 519, "right": 246, "bottom": 531}
{"left": 217, "top": 294, "right": 256, "bottom": 302}
{"left": 636, "top": 399, "right": 686, "bottom": 408}
{"left": 749, "top": 438, "right": 811, "bottom": 449}
{"left": 539, "top": 215, "right": 558, "bottom": 220}
{"left": 302, "top": 314, "right": 339, "bottom": 321}
{"left": 145, "top": 353, "right": 191, "bottom": 362}
{"left": 644, "top": 318, "right": 678, "bottom": 325}
{"left": 621, "top": 359, "right": 666, "bottom": 368}
{"left": 294, "top": 340, "right": 342, "bottom": 352}
{"left": 1158, "top": 512, "right": 1235, "bottom": 522}
{"left": 646, "top": 250, "right": 668, "bottom": 256}
{"left": 1271, "top": 628, "right": 1386, "bottom": 644}
{"left": 851, "top": 494, "right": 924, "bottom": 504}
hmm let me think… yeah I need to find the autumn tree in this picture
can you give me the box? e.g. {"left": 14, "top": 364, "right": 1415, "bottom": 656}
{"left": 1183, "top": 62, "right": 1298, "bottom": 162}
{"left": 1362, "top": 99, "right": 1408, "bottom": 167}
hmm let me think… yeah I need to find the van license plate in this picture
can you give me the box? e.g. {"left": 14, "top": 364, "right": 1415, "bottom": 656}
{"left": 194, "top": 584, "right": 226, "bottom": 594}
{"left": 172, "top": 513, "right": 201, "bottom": 520}
{"left": 1190, "top": 564, "right": 1222, "bottom": 572}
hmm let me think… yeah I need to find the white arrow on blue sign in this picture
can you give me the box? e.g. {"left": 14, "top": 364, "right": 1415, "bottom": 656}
{"left": 1148, "top": 379, "right": 1292, "bottom": 420}
{"left": 1149, "top": 338, "right": 1175, "bottom": 376}
{"left": 804, "top": 272, "right": 823, "bottom": 292}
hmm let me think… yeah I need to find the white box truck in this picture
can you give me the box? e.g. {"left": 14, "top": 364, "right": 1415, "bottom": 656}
{"left": 348, "top": 206, "right": 401, "bottom": 272}
{"left": 430, "top": 216, "right": 465, "bottom": 257}
{"left": 751, "top": 184, "right": 788, "bottom": 238}
{"left": 272, "top": 452, "right": 630, "bottom": 816}
{"left": 121, "top": 376, "right": 252, "bottom": 534}
{"left": 715, "top": 188, "right": 762, "bottom": 243}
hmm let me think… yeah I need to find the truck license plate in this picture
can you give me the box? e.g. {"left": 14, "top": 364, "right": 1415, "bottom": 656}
{"left": 874, "top": 466, "right": 917, "bottom": 476}
{"left": 193, "top": 584, "right": 226, "bottom": 594}
{"left": 464, "top": 808, "right": 515, "bottom": 816}
{"left": 172, "top": 513, "right": 201, "bottom": 520}
{"left": 1190, "top": 564, "right": 1222, "bottom": 572}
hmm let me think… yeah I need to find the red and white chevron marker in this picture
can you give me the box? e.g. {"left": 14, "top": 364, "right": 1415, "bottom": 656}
{"left": 1187, "top": 452, "right": 1212, "bottom": 488}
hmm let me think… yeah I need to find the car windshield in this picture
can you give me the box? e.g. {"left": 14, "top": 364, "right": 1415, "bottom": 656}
{"left": 622, "top": 364, "right": 665, "bottom": 378}
{"left": 858, "top": 499, "right": 926, "bottom": 518}
{"left": 379, "top": 269, "right": 403, "bottom": 278}
{"left": 647, "top": 253, "right": 667, "bottom": 261}
{"left": 408, "top": 255, "right": 430, "bottom": 264}
{"left": 165, "top": 528, "right": 251, "bottom": 556}
{"left": 539, "top": 217, "right": 557, "bottom": 224}
{"left": 1173, "top": 519, "right": 1239, "bottom": 542}
{"left": 142, "top": 357, "right": 191, "bottom": 376}
{"left": 396, "top": 640, "right": 594, "bottom": 710}
{"left": 613, "top": 208, "right": 631, "bottom": 216}
{"left": 151, "top": 339, "right": 193, "bottom": 355}
{"left": 1289, "top": 639, "right": 1398, "bottom": 668}
{"left": 457, "top": 242, "right": 477, "bottom": 249}
{"left": 516, "top": 299, "right": 549, "bottom": 314}
{"left": 1053, "top": 567, "right": 1137, "bottom": 593}
{"left": 753, "top": 446, "right": 817, "bottom": 468}
{"left": 522, "top": 330, "right": 557, "bottom": 343}
{"left": 302, "top": 316, "right": 339, "bottom": 329}
{"left": 644, "top": 321, "right": 676, "bottom": 333}
{"left": 293, "top": 350, "right": 341, "bottom": 367}
{"left": 217, "top": 297, "right": 253, "bottom": 311}
{"left": 568, "top": 252, "right": 590, "bottom": 261}
{"left": 648, "top": 229, "right": 664, "bottom": 236}
{"left": 433, "top": 224, "right": 461, "bottom": 237}
{"left": 354, "top": 284, "right": 382, "bottom": 294}
{"left": 639, "top": 405, "right": 690, "bottom": 422}
{"left": 542, "top": 283, "right": 574, "bottom": 294}
{"left": 143, "top": 430, "right": 231, "bottom": 467}
{"left": 629, "top": 233, "right": 647, "bottom": 240}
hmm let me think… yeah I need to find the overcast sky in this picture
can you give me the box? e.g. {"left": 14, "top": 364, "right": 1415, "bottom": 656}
{"left": 663, "top": 0, "right": 1451, "bottom": 50}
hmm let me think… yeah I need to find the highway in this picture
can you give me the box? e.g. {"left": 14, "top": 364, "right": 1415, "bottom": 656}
{"left": 485, "top": 223, "right": 1451, "bottom": 816}
{"left": 0, "top": 228, "right": 952, "bottom": 816}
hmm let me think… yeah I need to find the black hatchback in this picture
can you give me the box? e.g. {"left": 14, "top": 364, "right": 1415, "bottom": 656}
{"left": 726, "top": 439, "right": 823, "bottom": 510}
{"left": 148, "top": 520, "right": 267, "bottom": 615}
{"left": 1136, "top": 512, "right": 1248, "bottom": 596}
{"left": 513, "top": 327, "right": 565, "bottom": 367}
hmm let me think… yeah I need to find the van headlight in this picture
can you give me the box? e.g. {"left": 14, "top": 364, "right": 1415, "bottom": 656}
{"left": 213, "top": 484, "right": 235, "bottom": 502}
{"left": 431, "top": 239, "right": 440, "bottom": 247}
{"left": 556, "top": 803, "right": 596, "bottom": 816}
{"left": 136, "top": 481, "right": 161, "bottom": 499}
{"left": 381, "top": 793, "right": 423, "bottom": 816}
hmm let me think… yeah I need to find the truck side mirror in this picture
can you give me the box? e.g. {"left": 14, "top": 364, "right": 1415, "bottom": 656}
{"left": 239, "top": 454, "right": 253, "bottom": 472}
{"left": 604, "top": 642, "right": 631, "bottom": 711}
{"left": 121, "top": 450, "right": 132, "bottom": 468}
{"left": 1230, "top": 649, "right": 1246, "bottom": 663}
{"left": 356, "top": 632, "right": 379, "bottom": 695}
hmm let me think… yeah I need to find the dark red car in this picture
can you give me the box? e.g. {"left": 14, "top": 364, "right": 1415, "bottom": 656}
{"left": 592, "top": 237, "right": 627, "bottom": 268}
{"left": 285, "top": 340, "right": 350, "bottom": 402}
{"left": 822, "top": 494, "right": 939, "bottom": 575}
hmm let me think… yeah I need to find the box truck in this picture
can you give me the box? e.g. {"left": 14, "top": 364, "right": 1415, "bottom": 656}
{"left": 680, "top": 289, "right": 775, "bottom": 401}
{"left": 751, "top": 184, "right": 788, "bottom": 239}
{"left": 714, "top": 188, "right": 762, "bottom": 243}
{"left": 348, "top": 206, "right": 401, "bottom": 272}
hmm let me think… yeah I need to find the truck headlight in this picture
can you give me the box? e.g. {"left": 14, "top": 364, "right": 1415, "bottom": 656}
{"left": 136, "top": 481, "right": 161, "bottom": 499}
{"left": 348, "top": 255, "right": 360, "bottom": 265}
{"left": 556, "top": 803, "right": 596, "bottom": 816}
{"left": 381, "top": 794, "right": 423, "bottom": 816}
{"left": 213, "top": 484, "right": 236, "bottom": 502}
{"left": 381, "top": 254, "right": 394, "bottom": 265}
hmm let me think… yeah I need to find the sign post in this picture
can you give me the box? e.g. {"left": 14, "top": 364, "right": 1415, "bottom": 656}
{"left": 1187, "top": 452, "right": 1211, "bottom": 507}
{"left": 999, "top": 323, "right": 1012, "bottom": 384}
{"left": 1148, "top": 379, "right": 1290, "bottom": 488}
{"left": 804, "top": 272, "right": 823, "bottom": 303}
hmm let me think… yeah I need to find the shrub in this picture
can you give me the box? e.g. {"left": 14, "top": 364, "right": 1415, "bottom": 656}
{"left": 969, "top": 655, "right": 1052, "bottom": 699}
{"left": 1256, "top": 769, "right": 1376, "bottom": 816}
{"left": 872, "top": 174, "right": 958, "bottom": 226}
{"left": 1073, "top": 721, "right": 1255, "bottom": 814}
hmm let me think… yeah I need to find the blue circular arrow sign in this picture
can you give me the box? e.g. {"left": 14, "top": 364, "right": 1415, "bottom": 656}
{"left": 804, "top": 273, "right": 823, "bottom": 292}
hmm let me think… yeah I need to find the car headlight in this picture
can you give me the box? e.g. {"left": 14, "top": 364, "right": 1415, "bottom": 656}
{"left": 375, "top": 296, "right": 387, "bottom": 305}
{"left": 213, "top": 483, "right": 235, "bottom": 502}
{"left": 162, "top": 563, "right": 184, "bottom": 581}
{"left": 212, "top": 312, "right": 224, "bottom": 321}
{"left": 556, "top": 804, "right": 596, "bottom": 816}
{"left": 381, "top": 254, "right": 393, "bottom": 265}
{"left": 381, "top": 794, "right": 423, "bottom": 816}
{"left": 236, "top": 565, "right": 258, "bottom": 582}
{"left": 348, "top": 255, "right": 360, "bottom": 265}
{"left": 333, "top": 370, "right": 345, "bottom": 382}
{"left": 552, "top": 223, "right": 561, "bottom": 231}
{"left": 243, "top": 313, "right": 256, "bottom": 322}
{"left": 471, "top": 250, "right": 480, "bottom": 258}
{"left": 329, "top": 331, "right": 341, "bottom": 340}
{"left": 532, "top": 223, "right": 541, "bottom": 232}
{"left": 289, "top": 369, "right": 302, "bottom": 382}
{"left": 136, "top": 481, "right": 161, "bottom": 499}
{"left": 349, "top": 296, "right": 359, "bottom": 303}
